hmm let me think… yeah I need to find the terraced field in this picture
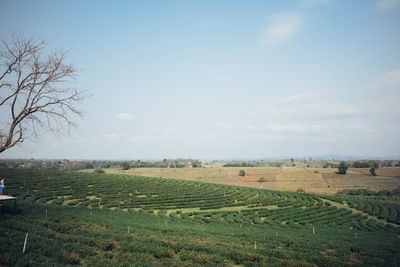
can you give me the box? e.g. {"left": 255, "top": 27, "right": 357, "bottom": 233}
{"left": 4, "top": 169, "right": 400, "bottom": 232}
{"left": 1, "top": 168, "right": 400, "bottom": 266}
{"left": 326, "top": 195, "right": 400, "bottom": 225}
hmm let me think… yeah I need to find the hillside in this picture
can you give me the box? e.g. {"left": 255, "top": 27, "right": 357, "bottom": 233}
{"left": 1, "top": 168, "right": 399, "bottom": 266}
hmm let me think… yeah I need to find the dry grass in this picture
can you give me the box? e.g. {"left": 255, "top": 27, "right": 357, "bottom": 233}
{"left": 320, "top": 167, "right": 400, "bottom": 193}
{"left": 92, "top": 167, "right": 400, "bottom": 195}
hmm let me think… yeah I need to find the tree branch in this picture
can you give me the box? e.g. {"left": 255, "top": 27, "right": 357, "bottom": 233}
{"left": 0, "top": 35, "right": 86, "bottom": 153}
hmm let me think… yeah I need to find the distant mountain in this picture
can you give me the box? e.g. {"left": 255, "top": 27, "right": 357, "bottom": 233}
{"left": 212, "top": 155, "right": 400, "bottom": 161}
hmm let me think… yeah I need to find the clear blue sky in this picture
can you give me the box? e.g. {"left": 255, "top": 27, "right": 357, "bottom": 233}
{"left": 1, "top": 0, "right": 400, "bottom": 159}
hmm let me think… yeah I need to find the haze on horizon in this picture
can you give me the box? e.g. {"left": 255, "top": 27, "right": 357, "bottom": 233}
{"left": 1, "top": 0, "right": 399, "bottom": 160}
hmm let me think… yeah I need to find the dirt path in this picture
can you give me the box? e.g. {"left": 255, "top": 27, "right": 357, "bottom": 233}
{"left": 318, "top": 197, "right": 400, "bottom": 228}
{"left": 316, "top": 173, "right": 329, "bottom": 188}
{"left": 303, "top": 167, "right": 329, "bottom": 188}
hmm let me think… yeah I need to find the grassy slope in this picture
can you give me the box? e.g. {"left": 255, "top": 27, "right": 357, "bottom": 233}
{"left": 1, "top": 169, "right": 400, "bottom": 266}
{"left": 2, "top": 201, "right": 400, "bottom": 267}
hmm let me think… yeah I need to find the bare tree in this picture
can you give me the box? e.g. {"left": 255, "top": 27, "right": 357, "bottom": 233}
{"left": 0, "top": 36, "right": 85, "bottom": 153}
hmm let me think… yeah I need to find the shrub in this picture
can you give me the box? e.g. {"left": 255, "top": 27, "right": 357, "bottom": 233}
{"left": 93, "top": 168, "right": 105, "bottom": 174}
{"left": 122, "top": 161, "right": 130, "bottom": 170}
{"left": 337, "top": 162, "right": 348, "bottom": 175}
{"left": 238, "top": 170, "right": 246, "bottom": 177}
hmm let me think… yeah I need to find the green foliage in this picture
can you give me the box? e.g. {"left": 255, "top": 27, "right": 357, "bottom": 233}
{"left": 85, "top": 163, "right": 95, "bottom": 169}
{"left": 121, "top": 161, "right": 130, "bottom": 170}
{"left": 352, "top": 161, "right": 372, "bottom": 168}
{"left": 337, "top": 187, "right": 400, "bottom": 197}
{"left": 238, "top": 170, "right": 245, "bottom": 177}
{"left": 329, "top": 193, "right": 400, "bottom": 225}
{"left": 191, "top": 161, "right": 200, "bottom": 168}
{"left": 1, "top": 199, "right": 399, "bottom": 267}
{"left": 101, "top": 162, "right": 111, "bottom": 168}
{"left": 337, "top": 161, "right": 348, "bottom": 175}
{"left": 223, "top": 162, "right": 255, "bottom": 167}
{"left": 352, "top": 160, "right": 380, "bottom": 168}
{"left": 1, "top": 168, "right": 400, "bottom": 266}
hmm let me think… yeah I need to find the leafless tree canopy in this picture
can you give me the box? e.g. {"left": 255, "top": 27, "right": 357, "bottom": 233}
{"left": 0, "top": 36, "right": 85, "bottom": 153}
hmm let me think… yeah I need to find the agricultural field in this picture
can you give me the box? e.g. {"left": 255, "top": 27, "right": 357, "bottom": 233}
{"left": 98, "top": 166, "right": 400, "bottom": 194}
{"left": 326, "top": 195, "right": 400, "bottom": 225}
{"left": 1, "top": 168, "right": 400, "bottom": 266}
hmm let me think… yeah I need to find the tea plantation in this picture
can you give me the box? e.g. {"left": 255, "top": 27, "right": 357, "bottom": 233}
{"left": 1, "top": 168, "right": 399, "bottom": 266}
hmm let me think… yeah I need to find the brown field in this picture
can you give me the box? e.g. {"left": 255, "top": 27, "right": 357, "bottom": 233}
{"left": 95, "top": 166, "right": 400, "bottom": 195}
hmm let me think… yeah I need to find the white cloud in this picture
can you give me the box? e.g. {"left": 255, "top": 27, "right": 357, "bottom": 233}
{"left": 276, "top": 91, "right": 370, "bottom": 120}
{"left": 116, "top": 112, "right": 135, "bottom": 121}
{"left": 241, "top": 123, "right": 376, "bottom": 142}
{"left": 376, "top": 0, "right": 400, "bottom": 11}
{"left": 292, "top": 105, "right": 368, "bottom": 119}
{"left": 263, "top": 12, "right": 304, "bottom": 46}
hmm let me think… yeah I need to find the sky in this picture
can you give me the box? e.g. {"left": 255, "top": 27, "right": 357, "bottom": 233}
{"left": 0, "top": 0, "right": 400, "bottom": 160}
